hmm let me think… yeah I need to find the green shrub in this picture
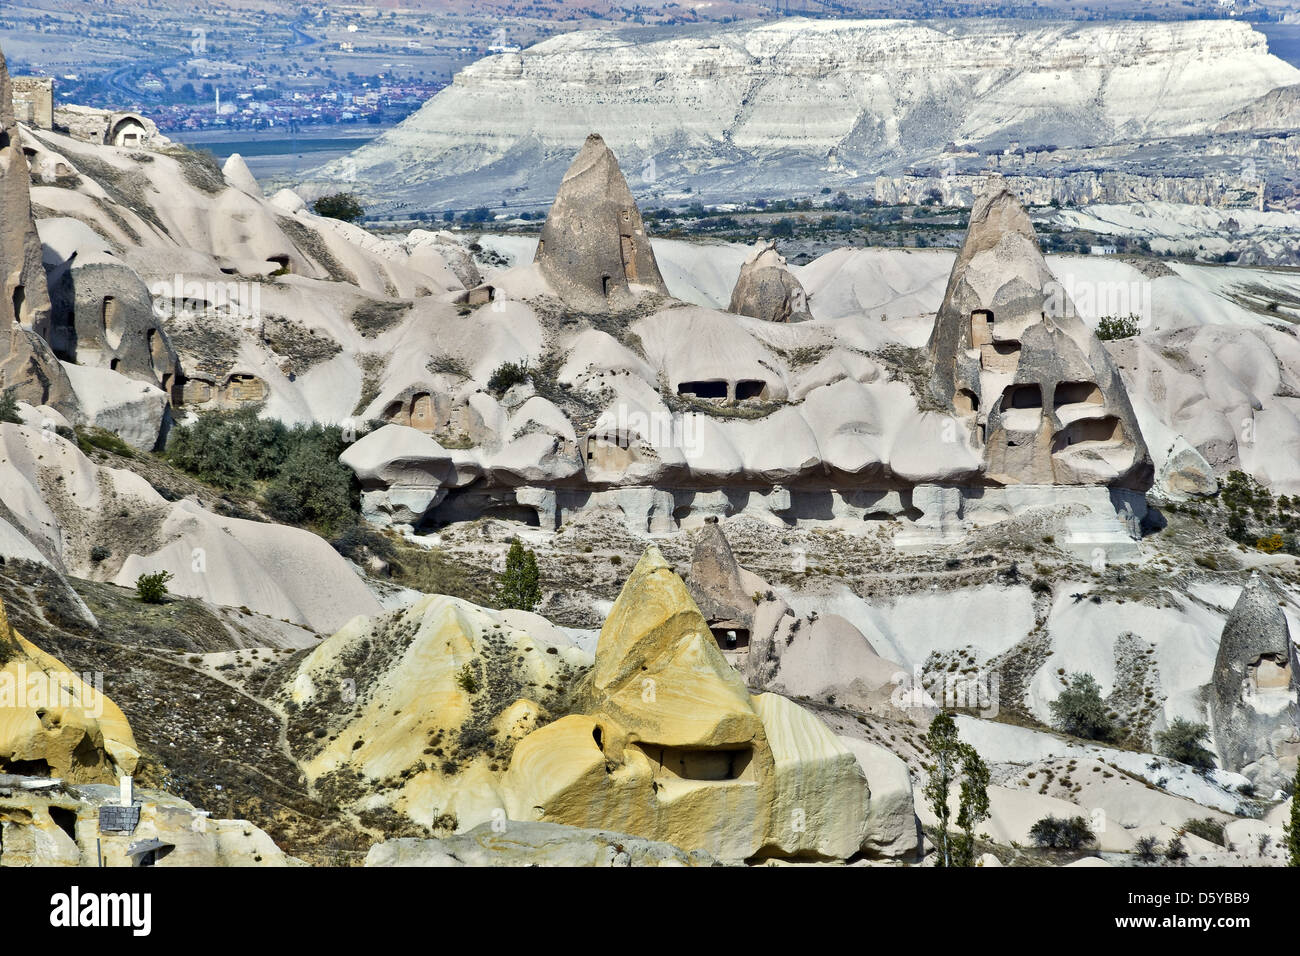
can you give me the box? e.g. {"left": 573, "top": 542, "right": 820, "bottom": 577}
{"left": 0, "top": 388, "right": 19, "bottom": 425}
{"left": 487, "top": 360, "right": 529, "bottom": 394}
{"left": 136, "top": 570, "right": 173, "bottom": 604}
{"left": 1164, "top": 835, "right": 1188, "bottom": 862}
{"left": 1182, "top": 817, "right": 1226, "bottom": 846}
{"left": 1155, "top": 718, "right": 1215, "bottom": 770}
{"left": 1134, "top": 835, "right": 1160, "bottom": 862}
{"left": 90, "top": 545, "right": 111, "bottom": 563}
{"left": 1029, "top": 814, "right": 1095, "bottom": 850}
{"left": 75, "top": 426, "right": 135, "bottom": 458}
{"left": 1049, "top": 672, "right": 1115, "bottom": 742}
{"left": 1096, "top": 315, "right": 1141, "bottom": 340}
{"left": 312, "top": 192, "right": 364, "bottom": 223}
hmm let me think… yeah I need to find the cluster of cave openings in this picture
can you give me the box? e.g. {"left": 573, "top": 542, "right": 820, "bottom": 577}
{"left": 710, "top": 626, "right": 751, "bottom": 650}
{"left": 970, "top": 309, "right": 994, "bottom": 347}
{"left": 382, "top": 393, "right": 436, "bottom": 431}
{"left": 1051, "top": 415, "right": 1123, "bottom": 451}
{"left": 677, "top": 379, "right": 769, "bottom": 402}
{"left": 1053, "top": 381, "right": 1103, "bottom": 407}
{"left": 640, "top": 744, "right": 754, "bottom": 782}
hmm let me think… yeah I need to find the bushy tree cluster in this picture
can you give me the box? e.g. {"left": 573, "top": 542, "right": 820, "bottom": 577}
{"left": 166, "top": 408, "right": 357, "bottom": 534}
{"left": 1029, "top": 815, "right": 1096, "bottom": 850}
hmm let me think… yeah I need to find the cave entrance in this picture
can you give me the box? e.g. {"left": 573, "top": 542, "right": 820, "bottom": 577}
{"left": 710, "top": 626, "right": 750, "bottom": 650}
{"left": 970, "top": 309, "right": 994, "bottom": 347}
{"left": 641, "top": 745, "right": 754, "bottom": 782}
{"left": 734, "top": 380, "right": 768, "bottom": 402}
{"left": 677, "top": 380, "right": 728, "bottom": 400}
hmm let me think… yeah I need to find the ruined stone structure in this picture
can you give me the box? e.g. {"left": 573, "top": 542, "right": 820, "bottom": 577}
{"left": 534, "top": 133, "right": 668, "bottom": 310}
{"left": 728, "top": 240, "right": 812, "bottom": 323}
{"left": 180, "top": 372, "right": 268, "bottom": 409}
{"left": 0, "top": 49, "right": 78, "bottom": 415}
{"left": 52, "top": 104, "right": 166, "bottom": 149}
{"left": 10, "top": 76, "right": 52, "bottom": 129}
{"left": 926, "top": 174, "right": 1152, "bottom": 492}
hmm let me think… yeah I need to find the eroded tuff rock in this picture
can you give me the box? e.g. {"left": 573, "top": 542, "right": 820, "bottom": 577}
{"left": 42, "top": 218, "right": 182, "bottom": 395}
{"left": 684, "top": 519, "right": 754, "bottom": 646}
{"left": 927, "top": 174, "right": 1152, "bottom": 491}
{"left": 0, "top": 779, "right": 300, "bottom": 866}
{"left": 0, "top": 49, "right": 77, "bottom": 415}
{"left": 282, "top": 547, "right": 915, "bottom": 862}
{"left": 365, "top": 820, "right": 716, "bottom": 867}
{"left": 534, "top": 133, "right": 668, "bottom": 310}
{"left": 1208, "top": 574, "right": 1299, "bottom": 790}
{"left": 0, "top": 595, "right": 138, "bottom": 782}
{"left": 728, "top": 240, "right": 812, "bottom": 323}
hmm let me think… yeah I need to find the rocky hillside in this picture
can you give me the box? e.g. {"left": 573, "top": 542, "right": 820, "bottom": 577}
{"left": 300, "top": 18, "right": 1300, "bottom": 210}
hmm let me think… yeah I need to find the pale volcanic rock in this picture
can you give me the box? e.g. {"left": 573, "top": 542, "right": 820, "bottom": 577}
{"left": 926, "top": 174, "right": 1152, "bottom": 491}
{"left": 1207, "top": 573, "right": 1299, "bottom": 789}
{"left": 365, "top": 820, "right": 716, "bottom": 867}
{"left": 0, "top": 596, "right": 138, "bottom": 782}
{"left": 0, "top": 422, "right": 379, "bottom": 632}
{"left": 302, "top": 19, "right": 1300, "bottom": 208}
{"left": 728, "top": 240, "right": 812, "bottom": 324}
{"left": 0, "top": 782, "right": 300, "bottom": 866}
{"left": 283, "top": 592, "right": 592, "bottom": 831}
{"left": 500, "top": 546, "right": 891, "bottom": 861}
{"left": 112, "top": 499, "right": 382, "bottom": 634}
{"left": 533, "top": 133, "right": 668, "bottom": 310}
{"left": 0, "top": 48, "right": 78, "bottom": 416}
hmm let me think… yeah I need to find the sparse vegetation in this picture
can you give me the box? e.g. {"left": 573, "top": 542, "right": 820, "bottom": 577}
{"left": 1284, "top": 762, "right": 1299, "bottom": 867}
{"left": 1182, "top": 817, "right": 1226, "bottom": 846}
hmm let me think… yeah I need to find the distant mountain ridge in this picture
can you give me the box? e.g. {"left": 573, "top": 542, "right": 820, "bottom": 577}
{"left": 300, "top": 17, "right": 1300, "bottom": 212}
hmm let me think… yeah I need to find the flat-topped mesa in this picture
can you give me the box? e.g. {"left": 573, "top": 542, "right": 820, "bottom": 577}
{"left": 534, "top": 133, "right": 668, "bottom": 311}
{"left": 0, "top": 46, "right": 77, "bottom": 415}
{"left": 727, "top": 239, "right": 812, "bottom": 323}
{"left": 926, "top": 174, "right": 1152, "bottom": 492}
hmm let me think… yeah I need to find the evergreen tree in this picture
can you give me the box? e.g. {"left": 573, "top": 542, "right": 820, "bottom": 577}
{"left": 497, "top": 539, "right": 541, "bottom": 612}
{"left": 923, "top": 713, "right": 960, "bottom": 866}
{"left": 954, "top": 744, "right": 991, "bottom": 867}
